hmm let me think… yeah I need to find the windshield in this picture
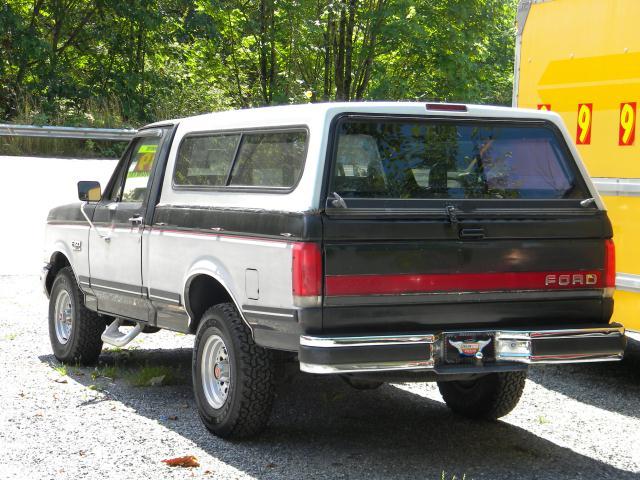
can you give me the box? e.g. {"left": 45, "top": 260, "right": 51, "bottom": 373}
{"left": 329, "top": 119, "right": 588, "bottom": 201}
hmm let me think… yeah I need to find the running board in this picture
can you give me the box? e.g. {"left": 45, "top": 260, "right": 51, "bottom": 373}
{"left": 101, "top": 318, "right": 143, "bottom": 347}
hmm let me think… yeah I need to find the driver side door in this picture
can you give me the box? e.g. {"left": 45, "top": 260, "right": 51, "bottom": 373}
{"left": 88, "top": 131, "right": 164, "bottom": 321}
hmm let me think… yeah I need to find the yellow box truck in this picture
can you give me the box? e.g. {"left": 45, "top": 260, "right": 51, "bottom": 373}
{"left": 514, "top": 0, "right": 640, "bottom": 333}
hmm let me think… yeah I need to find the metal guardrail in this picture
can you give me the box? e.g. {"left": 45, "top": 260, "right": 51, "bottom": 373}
{"left": 0, "top": 123, "right": 137, "bottom": 141}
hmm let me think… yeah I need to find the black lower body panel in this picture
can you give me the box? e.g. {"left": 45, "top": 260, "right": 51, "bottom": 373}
{"left": 319, "top": 297, "right": 612, "bottom": 334}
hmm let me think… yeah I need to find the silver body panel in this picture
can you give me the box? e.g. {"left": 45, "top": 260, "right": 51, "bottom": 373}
{"left": 43, "top": 222, "right": 91, "bottom": 284}
{"left": 143, "top": 228, "right": 295, "bottom": 327}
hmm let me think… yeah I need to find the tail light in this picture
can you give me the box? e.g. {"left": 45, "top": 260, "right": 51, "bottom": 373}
{"left": 292, "top": 242, "right": 322, "bottom": 307}
{"left": 426, "top": 103, "right": 467, "bottom": 112}
{"left": 604, "top": 239, "right": 616, "bottom": 297}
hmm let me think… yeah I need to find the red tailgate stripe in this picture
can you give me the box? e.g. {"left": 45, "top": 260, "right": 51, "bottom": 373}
{"left": 325, "top": 271, "right": 603, "bottom": 296}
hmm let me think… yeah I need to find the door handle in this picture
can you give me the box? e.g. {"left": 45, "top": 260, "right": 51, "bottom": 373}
{"left": 129, "top": 215, "right": 144, "bottom": 225}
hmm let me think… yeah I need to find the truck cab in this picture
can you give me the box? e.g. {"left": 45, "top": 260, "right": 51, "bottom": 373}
{"left": 42, "top": 102, "right": 626, "bottom": 439}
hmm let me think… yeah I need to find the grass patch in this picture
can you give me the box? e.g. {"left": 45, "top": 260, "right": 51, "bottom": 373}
{"left": 3, "top": 333, "right": 18, "bottom": 340}
{"left": 1, "top": 94, "right": 130, "bottom": 158}
{"left": 103, "top": 346, "right": 124, "bottom": 354}
{"left": 91, "top": 365, "right": 121, "bottom": 381}
{"left": 126, "top": 364, "right": 182, "bottom": 387}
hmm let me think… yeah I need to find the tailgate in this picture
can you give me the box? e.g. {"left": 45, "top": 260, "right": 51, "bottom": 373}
{"left": 319, "top": 114, "right": 614, "bottom": 334}
{"left": 322, "top": 211, "right": 613, "bottom": 333}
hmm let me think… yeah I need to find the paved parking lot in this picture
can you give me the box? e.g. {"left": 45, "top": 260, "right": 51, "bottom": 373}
{"left": 1, "top": 275, "right": 639, "bottom": 480}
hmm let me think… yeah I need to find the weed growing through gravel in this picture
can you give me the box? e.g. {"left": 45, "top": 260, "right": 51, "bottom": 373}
{"left": 103, "top": 346, "right": 124, "bottom": 354}
{"left": 68, "top": 363, "right": 85, "bottom": 376}
{"left": 2, "top": 333, "right": 18, "bottom": 340}
{"left": 440, "top": 470, "right": 467, "bottom": 480}
{"left": 51, "top": 362, "right": 68, "bottom": 376}
{"left": 126, "top": 364, "right": 182, "bottom": 387}
{"left": 441, "top": 472, "right": 467, "bottom": 480}
{"left": 537, "top": 415, "right": 551, "bottom": 425}
{"left": 91, "top": 365, "right": 120, "bottom": 381}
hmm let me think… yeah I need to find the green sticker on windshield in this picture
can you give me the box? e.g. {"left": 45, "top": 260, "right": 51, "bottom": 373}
{"left": 138, "top": 144, "right": 157, "bottom": 154}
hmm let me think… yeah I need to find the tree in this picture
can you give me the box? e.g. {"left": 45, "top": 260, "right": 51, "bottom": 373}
{"left": 0, "top": 0, "right": 517, "bottom": 125}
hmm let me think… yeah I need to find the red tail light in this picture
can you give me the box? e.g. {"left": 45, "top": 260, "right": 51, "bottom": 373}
{"left": 426, "top": 103, "right": 467, "bottom": 112}
{"left": 605, "top": 239, "right": 616, "bottom": 289}
{"left": 292, "top": 242, "right": 322, "bottom": 306}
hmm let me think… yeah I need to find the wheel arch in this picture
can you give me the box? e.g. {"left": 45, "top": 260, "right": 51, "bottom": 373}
{"left": 45, "top": 251, "right": 73, "bottom": 295}
{"left": 183, "top": 261, "right": 251, "bottom": 335}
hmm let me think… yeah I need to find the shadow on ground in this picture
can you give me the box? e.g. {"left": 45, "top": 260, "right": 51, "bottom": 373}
{"left": 528, "top": 336, "right": 640, "bottom": 420}
{"left": 40, "top": 345, "right": 638, "bottom": 480}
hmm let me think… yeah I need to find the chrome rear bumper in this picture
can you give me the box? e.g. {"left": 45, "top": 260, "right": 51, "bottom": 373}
{"left": 299, "top": 324, "right": 626, "bottom": 374}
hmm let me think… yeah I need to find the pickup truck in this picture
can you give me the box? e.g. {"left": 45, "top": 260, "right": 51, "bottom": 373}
{"left": 42, "top": 102, "right": 626, "bottom": 439}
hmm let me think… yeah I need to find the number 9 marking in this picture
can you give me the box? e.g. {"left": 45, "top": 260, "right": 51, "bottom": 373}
{"left": 576, "top": 103, "right": 593, "bottom": 145}
{"left": 619, "top": 102, "right": 636, "bottom": 146}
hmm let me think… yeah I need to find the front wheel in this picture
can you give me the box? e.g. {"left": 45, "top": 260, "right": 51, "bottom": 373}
{"left": 437, "top": 371, "right": 527, "bottom": 420}
{"left": 193, "top": 303, "right": 275, "bottom": 439}
{"left": 48, "top": 267, "right": 104, "bottom": 365}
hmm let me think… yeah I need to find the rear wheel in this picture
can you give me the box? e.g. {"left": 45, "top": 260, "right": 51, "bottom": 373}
{"left": 193, "top": 303, "right": 275, "bottom": 439}
{"left": 437, "top": 371, "right": 527, "bottom": 420}
{"left": 48, "top": 267, "right": 104, "bottom": 365}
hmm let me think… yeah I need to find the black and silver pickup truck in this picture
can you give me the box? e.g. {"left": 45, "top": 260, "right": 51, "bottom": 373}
{"left": 42, "top": 102, "right": 626, "bottom": 438}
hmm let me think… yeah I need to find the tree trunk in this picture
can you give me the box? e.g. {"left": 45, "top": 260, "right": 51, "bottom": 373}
{"left": 323, "top": 6, "right": 334, "bottom": 100}
{"left": 355, "top": 0, "right": 385, "bottom": 100}
{"left": 343, "top": 0, "right": 357, "bottom": 100}
{"left": 334, "top": 1, "right": 347, "bottom": 100}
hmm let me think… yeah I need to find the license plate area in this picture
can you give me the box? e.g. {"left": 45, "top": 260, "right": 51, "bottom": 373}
{"left": 444, "top": 333, "right": 495, "bottom": 365}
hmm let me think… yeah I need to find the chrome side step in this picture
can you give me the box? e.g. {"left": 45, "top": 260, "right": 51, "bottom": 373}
{"left": 101, "top": 318, "right": 143, "bottom": 347}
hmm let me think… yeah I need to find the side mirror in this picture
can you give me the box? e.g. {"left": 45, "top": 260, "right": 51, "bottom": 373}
{"left": 78, "top": 181, "right": 102, "bottom": 202}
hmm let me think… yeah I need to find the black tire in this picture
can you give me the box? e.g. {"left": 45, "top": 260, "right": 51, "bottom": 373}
{"left": 142, "top": 325, "right": 161, "bottom": 334}
{"left": 48, "top": 266, "right": 104, "bottom": 365}
{"left": 437, "top": 371, "right": 527, "bottom": 420}
{"left": 192, "top": 303, "right": 275, "bottom": 439}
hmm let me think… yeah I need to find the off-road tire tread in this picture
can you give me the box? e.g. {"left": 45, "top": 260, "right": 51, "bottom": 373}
{"left": 438, "top": 371, "right": 526, "bottom": 420}
{"left": 49, "top": 267, "right": 104, "bottom": 365}
{"left": 194, "top": 303, "right": 275, "bottom": 439}
{"left": 489, "top": 371, "right": 527, "bottom": 419}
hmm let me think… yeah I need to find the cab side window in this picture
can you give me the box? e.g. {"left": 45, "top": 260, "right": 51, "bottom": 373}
{"left": 174, "top": 134, "right": 240, "bottom": 187}
{"left": 111, "top": 137, "right": 161, "bottom": 202}
{"left": 228, "top": 131, "right": 306, "bottom": 188}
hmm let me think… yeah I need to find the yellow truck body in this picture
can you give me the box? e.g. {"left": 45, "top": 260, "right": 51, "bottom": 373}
{"left": 514, "top": 0, "right": 640, "bottom": 332}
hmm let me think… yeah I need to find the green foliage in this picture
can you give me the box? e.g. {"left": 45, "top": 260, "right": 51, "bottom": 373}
{"left": 1, "top": 0, "right": 517, "bottom": 127}
{"left": 126, "top": 364, "right": 183, "bottom": 386}
{"left": 51, "top": 362, "right": 68, "bottom": 376}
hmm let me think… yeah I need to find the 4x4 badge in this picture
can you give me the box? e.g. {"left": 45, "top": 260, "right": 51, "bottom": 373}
{"left": 449, "top": 338, "right": 492, "bottom": 359}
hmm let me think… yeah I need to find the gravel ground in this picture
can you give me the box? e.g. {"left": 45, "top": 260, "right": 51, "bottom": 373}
{"left": 1, "top": 276, "right": 639, "bottom": 479}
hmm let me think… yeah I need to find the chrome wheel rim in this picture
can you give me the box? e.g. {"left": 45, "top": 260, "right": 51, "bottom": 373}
{"left": 54, "top": 289, "right": 73, "bottom": 344}
{"left": 201, "top": 334, "right": 231, "bottom": 409}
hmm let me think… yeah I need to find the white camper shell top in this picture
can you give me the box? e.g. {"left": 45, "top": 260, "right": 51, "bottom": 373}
{"left": 144, "top": 102, "right": 602, "bottom": 213}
